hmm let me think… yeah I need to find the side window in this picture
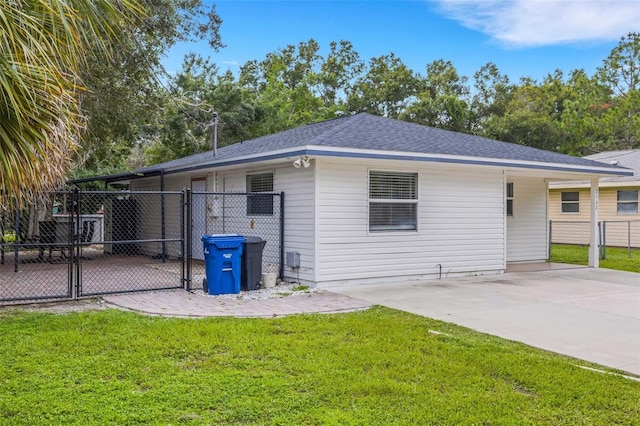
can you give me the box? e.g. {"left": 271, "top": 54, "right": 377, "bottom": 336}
{"left": 369, "top": 171, "right": 418, "bottom": 231}
{"left": 617, "top": 190, "right": 638, "bottom": 215}
{"left": 561, "top": 191, "right": 580, "bottom": 213}
{"left": 506, "top": 183, "right": 514, "bottom": 216}
{"left": 247, "top": 172, "right": 274, "bottom": 216}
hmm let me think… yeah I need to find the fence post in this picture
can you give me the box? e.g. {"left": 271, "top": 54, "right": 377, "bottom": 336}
{"left": 548, "top": 220, "right": 552, "bottom": 260}
{"left": 279, "top": 192, "right": 285, "bottom": 281}
{"left": 180, "top": 190, "right": 185, "bottom": 289}
{"left": 0, "top": 210, "right": 4, "bottom": 265}
{"left": 628, "top": 221, "right": 632, "bottom": 258}
{"left": 601, "top": 221, "right": 606, "bottom": 260}
{"left": 185, "top": 188, "right": 192, "bottom": 291}
{"left": 72, "top": 188, "right": 80, "bottom": 299}
{"left": 598, "top": 221, "right": 602, "bottom": 260}
{"left": 13, "top": 207, "right": 19, "bottom": 273}
{"left": 160, "top": 170, "right": 167, "bottom": 263}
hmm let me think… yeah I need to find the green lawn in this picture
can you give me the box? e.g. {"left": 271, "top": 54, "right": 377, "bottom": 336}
{"left": 551, "top": 244, "right": 640, "bottom": 273}
{"left": 1, "top": 307, "right": 638, "bottom": 424}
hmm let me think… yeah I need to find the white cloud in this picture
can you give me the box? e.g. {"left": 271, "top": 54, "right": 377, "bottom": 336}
{"left": 222, "top": 60, "right": 240, "bottom": 67}
{"left": 431, "top": 0, "right": 640, "bottom": 47}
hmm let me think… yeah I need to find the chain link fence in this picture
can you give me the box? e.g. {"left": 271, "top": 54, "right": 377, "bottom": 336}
{"left": 549, "top": 220, "right": 640, "bottom": 261}
{"left": 1, "top": 189, "right": 284, "bottom": 304}
{"left": 188, "top": 192, "right": 283, "bottom": 291}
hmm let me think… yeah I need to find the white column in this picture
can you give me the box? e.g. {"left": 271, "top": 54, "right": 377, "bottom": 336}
{"left": 588, "top": 177, "right": 599, "bottom": 268}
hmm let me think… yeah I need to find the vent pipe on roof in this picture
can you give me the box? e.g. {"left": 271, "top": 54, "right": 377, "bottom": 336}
{"left": 211, "top": 111, "right": 218, "bottom": 157}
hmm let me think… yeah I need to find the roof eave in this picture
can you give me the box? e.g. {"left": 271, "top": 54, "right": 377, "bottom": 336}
{"left": 158, "top": 145, "right": 633, "bottom": 178}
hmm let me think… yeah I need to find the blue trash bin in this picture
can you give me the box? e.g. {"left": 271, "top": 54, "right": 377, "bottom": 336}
{"left": 201, "top": 234, "right": 244, "bottom": 295}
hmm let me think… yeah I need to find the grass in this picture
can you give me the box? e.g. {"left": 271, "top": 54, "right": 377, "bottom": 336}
{"left": 551, "top": 244, "right": 640, "bottom": 273}
{"left": 0, "top": 307, "right": 638, "bottom": 424}
{"left": 1, "top": 232, "right": 16, "bottom": 243}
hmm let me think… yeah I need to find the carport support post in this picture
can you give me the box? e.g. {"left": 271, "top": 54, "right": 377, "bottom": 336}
{"left": 588, "top": 178, "right": 599, "bottom": 268}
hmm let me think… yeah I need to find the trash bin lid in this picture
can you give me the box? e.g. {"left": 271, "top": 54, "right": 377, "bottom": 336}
{"left": 201, "top": 234, "right": 242, "bottom": 242}
{"left": 244, "top": 236, "right": 264, "bottom": 244}
{"left": 202, "top": 234, "right": 244, "bottom": 249}
{"left": 212, "top": 239, "right": 244, "bottom": 249}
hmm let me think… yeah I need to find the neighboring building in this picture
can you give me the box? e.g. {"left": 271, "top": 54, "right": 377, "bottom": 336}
{"left": 549, "top": 150, "right": 640, "bottom": 248}
{"left": 91, "top": 114, "right": 632, "bottom": 287}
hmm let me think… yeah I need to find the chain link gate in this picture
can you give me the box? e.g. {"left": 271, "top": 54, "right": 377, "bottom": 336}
{"left": 1, "top": 190, "right": 186, "bottom": 303}
{"left": 1, "top": 191, "right": 73, "bottom": 302}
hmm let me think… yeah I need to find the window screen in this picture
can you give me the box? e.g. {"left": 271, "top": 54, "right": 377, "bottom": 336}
{"left": 247, "top": 173, "right": 274, "bottom": 215}
{"left": 506, "top": 182, "right": 514, "bottom": 216}
{"left": 369, "top": 172, "right": 418, "bottom": 231}
{"left": 561, "top": 191, "right": 579, "bottom": 213}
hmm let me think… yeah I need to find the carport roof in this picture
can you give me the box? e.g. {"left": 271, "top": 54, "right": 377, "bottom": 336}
{"left": 136, "top": 113, "right": 633, "bottom": 177}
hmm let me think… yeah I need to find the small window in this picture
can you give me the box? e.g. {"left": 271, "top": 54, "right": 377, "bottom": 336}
{"left": 617, "top": 190, "right": 638, "bottom": 215}
{"left": 247, "top": 173, "right": 274, "bottom": 215}
{"left": 561, "top": 191, "right": 580, "bottom": 213}
{"left": 369, "top": 171, "right": 418, "bottom": 231}
{"left": 506, "top": 182, "right": 514, "bottom": 216}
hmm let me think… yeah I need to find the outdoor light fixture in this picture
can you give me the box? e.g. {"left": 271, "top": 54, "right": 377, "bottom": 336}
{"left": 292, "top": 155, "right": 311, "bottom": 168}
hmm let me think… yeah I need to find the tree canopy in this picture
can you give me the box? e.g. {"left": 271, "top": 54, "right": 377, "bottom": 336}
{"left": 141, "top": 33, "right": 638, "bottom": 167}
{"left": 3, "top": 0, "right": 638, "bottom": 199}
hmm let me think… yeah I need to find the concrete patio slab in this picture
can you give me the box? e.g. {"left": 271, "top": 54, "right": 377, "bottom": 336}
{"left": 329, "top": 268, "right": 640, "bottom": 376}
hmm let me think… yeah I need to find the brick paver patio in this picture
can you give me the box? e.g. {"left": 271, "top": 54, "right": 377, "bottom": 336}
{"left": 103, "top": 289, "right": 372, "bottom": 318}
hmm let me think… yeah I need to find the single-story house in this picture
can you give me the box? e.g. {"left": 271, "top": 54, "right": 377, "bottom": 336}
{"left": 98, "top": 113, "right": 633, "bottom": 287}
{"left": 549, "top": 149, "right": 639, "bottom": 248}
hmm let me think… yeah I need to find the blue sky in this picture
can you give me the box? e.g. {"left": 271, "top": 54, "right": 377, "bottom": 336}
{"left": 163, "top": 0, "right": 640, "bottom": 84}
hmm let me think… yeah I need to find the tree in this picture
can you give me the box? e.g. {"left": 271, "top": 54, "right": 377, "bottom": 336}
{"left": 145, "top": 55, "right": 256, "bottom": 165}
{"left": 239, "top": 39, "right": 328, "bottom": 135}
{"left": 0, "top": 0, "right": 143, "bottom": 207}
{"left": 346, "top": 53, "right": 419, "bottom": 118}
{"left": 558, "top": 33, "right": 640, "bottom": 153}
{"left": 318, "top": 40, "right": 364, "bottom": 111}
{"left": 74, "top": 0, "right": 224, "bottom": 177}
{"left": 595, "top": 32, "right": 640, "bottom": 150}
{"left": 483, "top": 73, "right": 568, "bottom": 151}
{"left": 470, "top": 62, "right": 513, "bottom": 133}
{"left": 559, "top": 70, "right": 611, "bottom": 155}
{"left": 401, "top": 59, "right": 472, "bottom": 132}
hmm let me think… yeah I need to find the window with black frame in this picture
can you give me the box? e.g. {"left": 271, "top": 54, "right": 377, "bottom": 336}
{"left": 247, "top": 172, "right": 274, "bottom": 215}
{"left": 561, "top": 191, "right": 580, "bottom": 213}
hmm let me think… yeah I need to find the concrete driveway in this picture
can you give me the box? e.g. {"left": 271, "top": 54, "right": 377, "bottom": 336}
{"left": 329, "top": 267, "right": 640, "bottom": 376}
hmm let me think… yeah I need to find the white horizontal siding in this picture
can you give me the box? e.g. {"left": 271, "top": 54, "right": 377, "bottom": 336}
{"left": 315, "top": 159, "right": 505, "bottom": 285}
{"left": 218, "top": 163, "right": 316, "bottom": 282}
{"left": 507, "top": 177, "right": 548, "bottom": 262}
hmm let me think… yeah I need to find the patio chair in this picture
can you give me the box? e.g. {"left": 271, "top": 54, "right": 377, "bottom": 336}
{"left": 38, "top": 221, "right": 70, "bottom": 262}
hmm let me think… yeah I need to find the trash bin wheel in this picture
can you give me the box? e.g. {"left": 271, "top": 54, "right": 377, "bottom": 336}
{"left": 203, "top": 278, "right": 208, "bottom": 293}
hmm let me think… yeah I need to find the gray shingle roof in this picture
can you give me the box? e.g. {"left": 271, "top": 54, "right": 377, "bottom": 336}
{"left": 585, "top": 150, "right": 640, "bottom": 180}
{"left": 138, "top": 113, "right": 631, "bottom": 175}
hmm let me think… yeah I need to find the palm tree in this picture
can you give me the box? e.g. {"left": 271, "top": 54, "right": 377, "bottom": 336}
{"left": 0, "top": 0, "right": 143, "bottom": 207}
